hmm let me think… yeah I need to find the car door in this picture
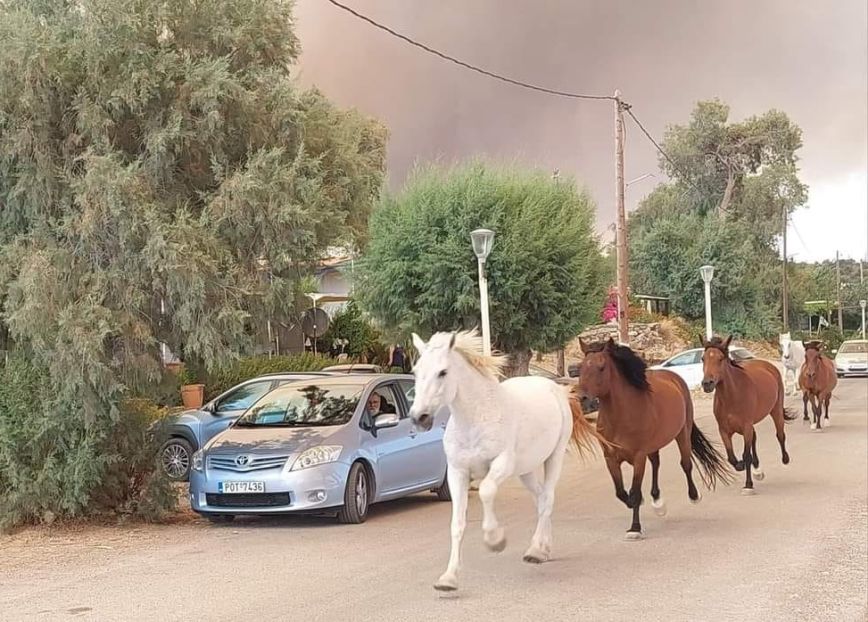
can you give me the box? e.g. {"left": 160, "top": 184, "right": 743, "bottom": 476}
{"left": 397, "top": 379, "right": 447, "bottom": 486}
{"left": 663, "top": 350, "right": 703, "bottom": 389}
{"left": 200, "top": 380, "right": 276, "bottom": 445}
{"left": 368, "top": 383, "right": 426, "bottom": 496}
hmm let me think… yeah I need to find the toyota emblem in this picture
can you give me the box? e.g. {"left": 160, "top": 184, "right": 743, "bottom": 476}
{"left": 235, "top": 455, "right": 250, "bottom": 467}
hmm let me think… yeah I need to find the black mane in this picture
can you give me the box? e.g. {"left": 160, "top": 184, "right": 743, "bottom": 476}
{"left": 586, "top": 340, "right": 650, "bottom": 392}
{"left": 804, "top": 340, "right": 825, "bottom": 357}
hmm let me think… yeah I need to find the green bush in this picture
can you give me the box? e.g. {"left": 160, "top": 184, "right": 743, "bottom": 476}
{"left": 0, "top": 359, "right": 176, "bottom": 529}
{"left": 204, "top": 353, "right": 339, "bottom": 401}
{"left": 319, "top": 301, "right": 382, "bottom": 360}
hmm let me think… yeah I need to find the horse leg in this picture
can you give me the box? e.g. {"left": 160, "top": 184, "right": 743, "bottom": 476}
{"left": 719, "top": 426, "right": 744, "bottom": 471}
{"left": 625, "top": 454, "right": 648, "bottom": 539}
{"left": 519, "top": 471, "right": 548, "bottom": 563}
{"left": 434, "top": 468, "right": 470, "bottom": 592}
{"left": 676, "top": 424, "right": 701, "bottom": 503}
{"left": 771, "top": 393, "right": 791, "bottom": 465}
{"left": 802, "top": 391, "right": 810, "bottom": 422}
{"left": 810, "top": 394, "right": 822, "bottom": 430}
{"left": 478, "top": 452, "right": 514, "bottom": 553}
{"left": 648, "top": 451, "right": 666, "bottom": 516}
{"left": 741, "top": 426, "right": 756, "bottom": 495}
{"left": 522, "top": 446, "right": 567, "bottom": 564}
{"left": 605, "top": 453, "right": 630, "bottom": 508}
{"left": 751, "top": 434, "right": 764, "bottom": 481}
{"left": 824, "top": 393, "right": 831, "bottom": 427}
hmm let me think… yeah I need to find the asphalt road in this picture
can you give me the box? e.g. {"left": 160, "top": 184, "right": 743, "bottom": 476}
{"left": 1, "top": 378, "right": 866, "bottom": 622}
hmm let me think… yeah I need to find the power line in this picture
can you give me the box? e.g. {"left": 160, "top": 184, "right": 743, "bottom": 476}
{"left": 624, "top": 107, "right": 700, "bottom": 191}
{"left": 324, "top": 0, "right": 615, "bottom": 102}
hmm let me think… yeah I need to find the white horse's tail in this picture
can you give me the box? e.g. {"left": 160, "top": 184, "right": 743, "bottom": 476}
{"left": 566, "top": 390, "right": 612, "bottom": 458}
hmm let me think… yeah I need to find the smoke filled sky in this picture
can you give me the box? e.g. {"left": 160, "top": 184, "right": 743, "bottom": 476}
{"left": 295, "top": 0, "right": 867, "bottom": 263}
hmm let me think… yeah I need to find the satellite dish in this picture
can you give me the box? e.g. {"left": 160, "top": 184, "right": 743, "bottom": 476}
{"left": 301, "top": 307, "right": 330, "bottom": 338}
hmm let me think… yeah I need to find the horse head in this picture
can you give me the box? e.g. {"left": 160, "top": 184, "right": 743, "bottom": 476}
{"left": 700, "top": 334, "right": 733, "bottom": 393}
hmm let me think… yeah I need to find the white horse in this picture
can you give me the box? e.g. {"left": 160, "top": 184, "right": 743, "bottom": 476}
{"left": 779, "top": 332, "right": 805, "bottom": 396}
{"left": 408, "top": 330, "right": 600, "bottom": 592}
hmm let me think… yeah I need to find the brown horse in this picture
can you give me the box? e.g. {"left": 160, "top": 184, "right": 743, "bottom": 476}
{"left": 700, "top": 335, "right": 795, "bottom": 494}
{"left": 799, "top": 341, "right": 838, "bottom": 430}
{"left": 577, "top": 338, "right": 731, "bottom": 539}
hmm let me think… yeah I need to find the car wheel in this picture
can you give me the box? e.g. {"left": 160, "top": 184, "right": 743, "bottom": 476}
{"left": 206, "top": 514, "right": 235, "bottom": 524}
{"left": 337, "top": 463, "right": 370, "bottom": 524}
{"left": 160, "top": 438, "right": 193, "bottom": 481}
{"left": 434, "top": 472, "right": 451, "bottom": 502}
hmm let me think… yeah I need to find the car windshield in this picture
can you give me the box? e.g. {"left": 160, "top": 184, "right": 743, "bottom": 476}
{"left": 839, "top": 342, "right": 868, "bottom": 354}
{"left": 234, "top": 383, "right": 362, "bottom": 427}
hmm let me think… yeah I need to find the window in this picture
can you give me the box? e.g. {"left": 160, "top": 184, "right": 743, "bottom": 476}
{"left": 367, "top": 385, "right": 400, "bottom": 417}
{"left": 667, "top": 351, "right": 700, "bottom": 367}
{"left": 398, "top": 380, "right": 415, "bottom": 410}
{"left": 217, "top": 381, "right": 273, "bottom": 412}
{"left": 839, "top": 342, "right": 868, "bottom": 354}
{"left": 235, "top": 383, "right": 363, "bottom": 427}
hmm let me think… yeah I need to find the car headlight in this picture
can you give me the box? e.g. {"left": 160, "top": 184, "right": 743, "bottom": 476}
{"left": 192, "top": 450, "right": 204, "bottom": 473}
{"left": 290, "top": 446, "right": 342, "bottom": 471}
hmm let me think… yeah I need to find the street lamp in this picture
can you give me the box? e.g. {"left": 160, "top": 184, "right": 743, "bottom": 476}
{"left": 306, "top": 293, "right": 326, "bottom": 356}
{"left": 860, "top": 299, "right": 866, "bottom": 340}
{"left": 700, "top": 265, "right": 715, "bottom": 340}
{"left": 470, "top": 228, "right": 495, "bottom": 356}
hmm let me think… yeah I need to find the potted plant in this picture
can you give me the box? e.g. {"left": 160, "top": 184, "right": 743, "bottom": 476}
{"left": 178, "top": 366, "right": 205, "bottom": 409}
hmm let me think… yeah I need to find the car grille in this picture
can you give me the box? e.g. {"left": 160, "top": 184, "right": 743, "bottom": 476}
{"left": 208, "top": 455, "right": 289, "bottom": 472}
{"left": 205, "top": 493, "right": 291, "bottom": 508}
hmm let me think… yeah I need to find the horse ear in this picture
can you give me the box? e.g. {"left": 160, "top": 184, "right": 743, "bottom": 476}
{"left": 697, "top": 334, "right": 706, "bottom": 348}
{"left": 411, "top": 333, "right": 426, "bottom": 354}
{"left": 449, "top": 332, "right": 456, "bottom": 349}
{"left": 605, "top": 337, "right": 616, "bottom": 351}
{"left": 579, "top": 338, "right": 589, "bottom": 355}
{"left": 723, "top": 334, "right": 733, "bottom": 350}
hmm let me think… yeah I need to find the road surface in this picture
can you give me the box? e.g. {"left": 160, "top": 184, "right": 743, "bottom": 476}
{"left": 1, "top": 378, "right": 866, "bottom": 622}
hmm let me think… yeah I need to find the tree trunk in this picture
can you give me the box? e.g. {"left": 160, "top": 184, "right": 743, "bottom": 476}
{"left": 718, "top": 169, "right": 735, "bottom": 218}
{"left": 503, "top": 348, "right": 532, "bottom": 378}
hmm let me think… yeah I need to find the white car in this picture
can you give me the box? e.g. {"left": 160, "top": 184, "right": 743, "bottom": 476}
{"left": 649, "top": 346, "right": 756, "bottom": 390}
{"left": 834, "top": 340, "right": 868, "bottom": 377}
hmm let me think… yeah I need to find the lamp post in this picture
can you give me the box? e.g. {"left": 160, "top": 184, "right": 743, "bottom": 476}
{"left": 700, "top": 265, "right": 715, "bottom": 340}
{"left": 860, "top": 300, "right": 866, "bottom": 340}
{"left": 471, "top": 228, "right": 495, "bottom": 356}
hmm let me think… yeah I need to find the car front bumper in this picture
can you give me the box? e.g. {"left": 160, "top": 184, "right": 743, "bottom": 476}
{"left": 189, "top": 461, "right": 351, "bottom": 515}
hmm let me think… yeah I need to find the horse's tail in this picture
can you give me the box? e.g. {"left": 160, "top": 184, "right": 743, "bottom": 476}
{"left": 690, "top": 425, "right": 734, "bottom": 489}
{"left": 783, "top": 407, "right": 798, "bottom": 422}
{"left": 566, "top": 391, "right": 612, "bottom": 458}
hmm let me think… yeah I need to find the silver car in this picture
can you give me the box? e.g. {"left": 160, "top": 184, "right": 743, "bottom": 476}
{"left": 834, "top": 340, "right": 868, "bottom": 377}
{"left": 188, "top": 374, "right": 450, "bottom": 524}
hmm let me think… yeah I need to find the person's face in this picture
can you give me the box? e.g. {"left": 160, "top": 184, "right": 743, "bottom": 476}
{"left": 367, "top": 393, "right": 382, "bottom": 413}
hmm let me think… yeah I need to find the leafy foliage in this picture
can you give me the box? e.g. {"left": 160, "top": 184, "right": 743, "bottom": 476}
{"left": 0, "top": 359, "right": 175, "bottom": 528}
{"left": 629, "top": 101, "right": 808, "bottom": 338}
{"left": 357, "top": 163, "right": 606, "bottom": 372}
{"left": 319, "top": 301, "right": 381, "bottom": 359}
{"left": 0, "top": 0, "right": 385, "bottom": 525}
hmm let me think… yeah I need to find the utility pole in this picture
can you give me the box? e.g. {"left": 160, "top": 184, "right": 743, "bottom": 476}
{"left": 781, "top": 202, "right": 789, "bottom": 332}
{"left": 552, "top": 169, "right": 566, "bottom": 376}
{"left": 614, "top": 90, "right": 629, "bottom": 345}
{"left": 836, "top": 250, "right": 843, "bottom": 332}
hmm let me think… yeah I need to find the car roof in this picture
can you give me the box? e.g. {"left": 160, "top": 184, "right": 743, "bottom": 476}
{"left": 840, "top": 339, "right": 868, "bottom": 344}
{"left": 275, "top": 372, "right": 411, "bottom": 386}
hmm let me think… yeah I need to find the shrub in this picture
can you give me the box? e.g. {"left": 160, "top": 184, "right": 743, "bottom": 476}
{"left": 204, "top": 353, "right": 339, "bottom": 401}
{"left": 0, "top": 359, "right": 176, "bottom": 529}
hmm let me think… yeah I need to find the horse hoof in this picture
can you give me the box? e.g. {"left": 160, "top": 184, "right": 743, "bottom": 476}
{"left": 624, "top": 530, "right": 644, "bottom": 541}
{"left": 484, "top": 529, "right": 507, "bottom": 553}
{"left": 690, "top": 492, "right": 702, "bottom": 505}
{"left": 522, "top": 549, "right": 548, "bottom": 564}
{"left": 434, "top": 574, "right": 458, "bottom": 592}
{"left": 810, "top": 423, "right": 817, "bottom": 430}
{"left": 753, "top": 468, "right": 765, "bottom": 481}
{"left": 651, "top": 497, "right": 667, "bottom": 516}
{"left": 824, "top": 419, "right": 831, "bottom": 428}
{"left": 782, "top": 454, "right": 790, "bottom": 465}
{"left": 741, "top": 487, "right": 756, "bottom": 496}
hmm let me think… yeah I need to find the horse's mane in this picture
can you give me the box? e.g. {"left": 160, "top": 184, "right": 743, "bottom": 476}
{"left": 586, "top": 340, "right": 650, "bottom": 392}
{"left": 434, "top": 329, "right": 507, "bottom": 379}
{"left": 705, "top": 336, "right": 743, "bottom": 369}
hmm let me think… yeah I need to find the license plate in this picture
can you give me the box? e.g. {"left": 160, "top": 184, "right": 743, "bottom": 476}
{"left": 218, "top": 481, "right": 265, "bottom": 494}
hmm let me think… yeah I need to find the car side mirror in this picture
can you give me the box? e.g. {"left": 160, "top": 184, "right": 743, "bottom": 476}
{"left": 373, "top": 412, "right": 400, "bottom": 431}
